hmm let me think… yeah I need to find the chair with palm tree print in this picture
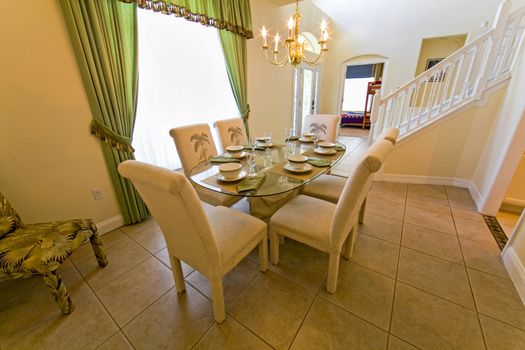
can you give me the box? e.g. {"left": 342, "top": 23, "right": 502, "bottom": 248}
{"left": 169, "top": 123, "right": 240, "bottom": 207}
{"left": 214, "top": 118, "right": 248, "bottom": 153}
{"left": 302, "top": 114, "right": 341, "bottom": 143}
{"left": 0, "top": 192, "right": 108, "bottom": 314}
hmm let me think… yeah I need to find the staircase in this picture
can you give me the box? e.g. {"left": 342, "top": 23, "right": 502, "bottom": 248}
{"left": 370, "top": 1, "right": 525, "bottom": 143}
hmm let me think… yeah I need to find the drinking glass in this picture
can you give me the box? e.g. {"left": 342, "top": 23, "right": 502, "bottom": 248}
{"left": 247, "top": 137, "right": 257, "bottom": 176}
{"left": 263, "top": 131, "right": 273, "bottom": 158}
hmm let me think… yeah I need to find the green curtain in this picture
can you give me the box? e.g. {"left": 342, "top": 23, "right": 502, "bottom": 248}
{"left": 60, "top": 0, "right": 148, "bottom": 224}
{"left": 120, "top": 0, "right": 253, "bottom": 39}
{"left": 219, "top": 30, "right": 251, "bottom": 138}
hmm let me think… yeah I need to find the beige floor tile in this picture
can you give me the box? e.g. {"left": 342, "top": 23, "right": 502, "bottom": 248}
{"left": 193, "top": 316, "right": 271, "bottom": 350}
{"left": 445, "top": 186, "right": 475, "bottom": 205}
{"left": 96, "top": 257, "right": 175, "bottom": 327}
{"left": 290, "top": 297, "right": 388, "bottom": 350}
{"left": 123, "top": 221, "right": 166, "bottom": 254}
{"left": 397, "top": 248, "right": 474, "bottom": 309}
{"left": 460, "top": 238, "right": 509, "bottom": 279}
{"left": 75, "top": 238, "right": 151, "bottom": 291}
{"left": 480, "top": 314, "right": 525, "bottom": 350}
{"left": 496, "top": 211, "right": 521, "bottom": 226}
{"left": 0, "top": 266, "right": 94, "bottom": 347}
{"left": 186, "top": 259, "right": 260, "bottom": 309}
{"left": 404, "top": 205, "right": 456, "bottom": 235}
{"left": 228, "top": 271, "right": 315, "bottom": 350}
{"left": 359, "top": 212, "right": 403, "bottom": 244}
{"left": 268, "top": 239, "right": 328, "bottom": 293}
{"left": 69, "top": 228, "right": 128, "bottom": 265}
{"left": 388, "top": 336, "right": 419, "bottom": 350}
{"left": 351, "top": 234, "right": 400, "bottom": 278}
{"left": 371, "top": 181, "right": 408, "bottom": 195}
{"left": 319, "top": 261, "right": 395, "bottom": 330}
{"left": 368, "top": 187, "right": 406, "bottom": 205}
{"left": 366, "top": 197, "right": 405, "bottom": 221}
{"left": 450, "top": 200, "right": 485, "bottom": 223}
{"left": 406, "top": 191, "right": 451, "bottom": 214}
{"left": 5, "top": 293, "right": 118, "bottom": 350}
{"left": 402, "top": 223, "right": 463, "bottom": 263}
{"left": 155, "top": 247, "right": 195, "bottom": 277}
{"left": 408, "top": 184, "right": 447, "bottom": 199}
{"left": 123, "top": 285, "right": 214, "bottom": 350}
{"left": 97, "top": 332, "right": 134, "bottom": 350}
{"left": 468, "top": 269, "right": 525, "bottom": 330}
{"left": 391, "top": 283, "right": 485, "bottom": 350}
{"left": 455, "top": 216, "right": 495, "bottom": 244}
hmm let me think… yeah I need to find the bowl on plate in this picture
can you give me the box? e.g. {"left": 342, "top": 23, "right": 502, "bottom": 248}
{"left": 256, "top": 137, "right": 271, "bottom": 146}
{"left": 219, "top": 162, "right": 242, "bottom": 179}
{"left": 287, "top": 154, "right": 308, "bottom": 170}
{"left": 301, "top": 133, "right": 315, "bottom": 141}
{"left": 318, "top": 142, "right": 336, "bottom": 148}
{"left": 226, "top": 145, "right": 244, "bottom": 157}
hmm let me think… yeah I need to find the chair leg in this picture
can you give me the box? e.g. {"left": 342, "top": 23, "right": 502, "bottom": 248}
{"left": 169, "top": 255, "right": 186, "bottom": 293}
{"left": 259, "top": 237, "right": 269, "bottom": 272}
{"left": 89, "top": 232, "right": 108, "bottom": 267}
{"left": 211, "top": 278, "right": 225, "bottom": 323}
{"left": 270, "top": 228, "right": 280, "bottom": 265}
{"left": 326, "top": 253, "right": 340, "bottom": 294}
{"left": 343, "top": 228, "right": 355, "bottom": 260}
{"left": 42, "top": 270, "right": 74, "bottom": 314}
{"left": 358, "top": 197, "right": 367, "bottom": 224}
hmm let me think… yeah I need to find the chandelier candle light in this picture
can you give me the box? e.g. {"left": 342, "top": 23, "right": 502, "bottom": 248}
{"left": 261, "top": 0, "right": 329, "bottom": 67}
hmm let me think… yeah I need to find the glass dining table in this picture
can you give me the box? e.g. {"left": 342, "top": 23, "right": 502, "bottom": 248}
{"left": 190, "top": 141, "right": 346, "bottom": 220}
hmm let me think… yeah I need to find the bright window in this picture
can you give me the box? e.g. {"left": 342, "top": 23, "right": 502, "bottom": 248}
{"left": 342, "top": 77, "right": 375, "bottom": 112}
{"left": 133, "top": 9, "right": 239, "bottom": 170}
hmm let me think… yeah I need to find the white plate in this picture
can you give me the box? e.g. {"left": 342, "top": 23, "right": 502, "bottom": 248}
{"left": 298, "top": 138, "right": 314, "bottom": 143}
{"left": 256, "top": 143, "right": 274, "bottom": 148}
{"left": 284, "top": 163, "right": 313, "bottom": 173}
{"left": 314, "top": 147, "right": 337, "bottom": 155}
{"left": 217, "top": 170, "right": 247, "bottom": 182}
{"left": 230, "top": 151, "right": 248, "bottom": 159}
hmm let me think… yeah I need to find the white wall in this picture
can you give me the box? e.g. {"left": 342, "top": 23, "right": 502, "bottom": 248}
{"left": 504, "top": 153, "right": 525, "bottom": 206}
{"left": 312, "top": 0, "right": 525, "bottom": 114}
{"left": 0, "top": 1, "right": 121, "bottom": 224}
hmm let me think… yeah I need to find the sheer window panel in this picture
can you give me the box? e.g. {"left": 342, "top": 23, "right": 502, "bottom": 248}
{"left": 133, "top": 9, "right": 239, "bottom": 170}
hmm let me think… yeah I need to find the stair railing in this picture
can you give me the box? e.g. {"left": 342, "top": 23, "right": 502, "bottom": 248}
{"left": 370, "top": 1, "right": 525, "bottom": 143}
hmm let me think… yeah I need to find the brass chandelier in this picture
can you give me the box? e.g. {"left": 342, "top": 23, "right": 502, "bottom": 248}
{"left": 261, "top": 0, "right": 329, "bottom": 67}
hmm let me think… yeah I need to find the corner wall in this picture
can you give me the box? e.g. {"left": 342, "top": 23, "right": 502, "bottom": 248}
{"left": 0, "top": 1, "right": 121, "bottom": 225}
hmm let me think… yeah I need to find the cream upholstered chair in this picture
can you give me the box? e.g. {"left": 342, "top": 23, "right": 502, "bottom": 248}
{"left": 118, "top": 160, "right": 268, "bottom": 323}
{"left": 169, "top": 123, "right": 239, "bottom": 207}
{"left": 270, "top": 139, "right": 394, "bottom": 293}
{"left": 214, "top": 118, "right": 249, "bottom": 152}
{"left": 301, "top": 127, "right": 399, "bottom": 212}
{"left": 302, "top": 114, "right": 341, "bottom": 142}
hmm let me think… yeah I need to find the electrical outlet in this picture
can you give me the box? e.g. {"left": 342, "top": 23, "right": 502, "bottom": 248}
{"left": 91, "top": 188, "right": 104, "bottom": 201}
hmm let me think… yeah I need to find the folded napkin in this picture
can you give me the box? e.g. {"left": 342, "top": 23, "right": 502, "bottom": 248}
{"left": 334, "top": 145, "right": 346, "bottom": 151}
{"left": 209, "top": 156, "right": 240, "bottom": 163}
{"left": 308, "top": 158, "right": 332, "bottom": 167}
{"left": 236, "top": 173, "right": 266, "bottom": 193}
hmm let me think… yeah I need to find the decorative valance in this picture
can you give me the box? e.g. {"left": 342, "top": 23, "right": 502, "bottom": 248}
{"left": 120, "top": 0, "right": 253, "bottom": 39}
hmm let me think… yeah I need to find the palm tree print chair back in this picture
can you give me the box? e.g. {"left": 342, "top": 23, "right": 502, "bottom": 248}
{"left": 214, "top": 118, "right": 248, "bottom": 152}
{"left": 170, "top": 123, "right": 219, "bottom": 177}
{"left": 302, "top": 114, "right": 341, "bottom": 143}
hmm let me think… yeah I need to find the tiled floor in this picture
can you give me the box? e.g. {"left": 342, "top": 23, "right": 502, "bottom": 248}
{"left": 2, "top": 135, "right": 525, "bottom": 349}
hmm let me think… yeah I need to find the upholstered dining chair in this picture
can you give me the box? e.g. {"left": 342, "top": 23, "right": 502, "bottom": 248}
{"left": 0, "top": 192, "right": 108, "bottom": 314}
{"left": 302, "top": 114, "right": 342, "bottom": 143}
{"left": 270, "top": 139, "right": 394, "bottom": 293}
{"left": 169, "top": 123, "right": 239, "bottom": 207}
{"left": 301, "top": 127, "right": 399, "bottom": 221}
{"left": 118, "top": 160, "right": 268, "bottom": 323}
{"left": 214, "top": 117, "right": 249, "bottom": 152}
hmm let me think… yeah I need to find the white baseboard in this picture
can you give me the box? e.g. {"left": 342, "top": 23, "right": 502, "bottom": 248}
{"left": 378, "top": 173, "right": 471, "bottom": 188}
{"left": 502, "top": 247, "right": 525, "bottom": 306}
{"left": 96, "top": 215, "right": 125, "bottom": 235}
{"left": 468, "top": 182, "right": 484, "bottom": 210}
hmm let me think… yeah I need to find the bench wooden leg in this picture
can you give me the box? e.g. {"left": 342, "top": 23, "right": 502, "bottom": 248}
{"left": 43, "top": 270, "right": 74, "bottom": 315}
{"left": 89, "top": 231, "right": 108, "bottom": 267}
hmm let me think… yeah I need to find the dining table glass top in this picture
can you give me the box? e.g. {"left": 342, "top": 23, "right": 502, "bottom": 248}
{"left": 189, "top": 141, "right": 346, "bottom": 197}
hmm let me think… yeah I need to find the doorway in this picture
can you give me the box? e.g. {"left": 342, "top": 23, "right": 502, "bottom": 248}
{"left": 497, "top": 152, "right": 525, "bottom": 237}
{"left": 293, "top": 65, "right": 319, "bottom": 134}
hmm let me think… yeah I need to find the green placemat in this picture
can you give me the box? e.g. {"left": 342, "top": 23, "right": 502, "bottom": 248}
{"left": 209, "top": 156, "right": 240, "bottom": 163}
{"left": 236, "top": 173, "right": 267, "bottom": 193}
{"left": 334, "top": 144, "right": 346, "bottom": 151}
{"left": 308, "top": 158, "right": 332, "bottom": 167}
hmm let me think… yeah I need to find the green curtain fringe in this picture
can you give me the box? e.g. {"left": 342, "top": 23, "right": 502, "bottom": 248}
{"left": 91, "top": 124, "right": 135, "bottom": 153}
{"left": 241, "top": 104, "right": 250, "bottom": 120}
{"left": 129, "top": 0, "right": 253, "bottom": 39}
